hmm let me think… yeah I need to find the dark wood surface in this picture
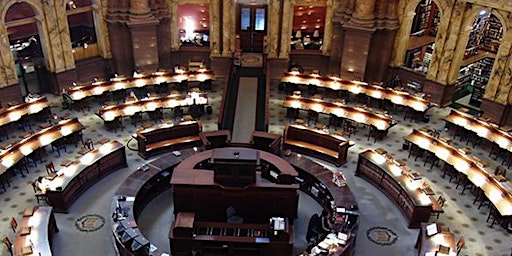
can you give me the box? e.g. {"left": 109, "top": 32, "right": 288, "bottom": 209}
{"left": 356, "top": 149, "right": 439, "bottom": 228}
{"left": 136, "top": 121, "right": 203, "bottom": 159}
{"left": 283, "top": 124, "right": 353, "bottom": 166}
{"left": 45, "top": 141, "right": 127, "bottom": 213}
{"left": 111, "top": 143, "right": 359, "bottom": 256}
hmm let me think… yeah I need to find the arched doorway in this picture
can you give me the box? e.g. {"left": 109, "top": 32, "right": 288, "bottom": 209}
{"left": 5, "top": 2, "right": 45, "bottom": 96}
{"left": 66, "top": 0, "right": 99, "bottom": 61}
{"left": 454, "top": 11, "right": 503, "bottom": 108}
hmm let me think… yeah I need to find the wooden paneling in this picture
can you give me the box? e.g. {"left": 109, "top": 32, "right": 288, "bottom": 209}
{"left": 481, "top": 98, "right": 510, "bottom": 126}
{"left": 75, "top": 57, "right": 108, "bottom": 84}
{"left": 366, "top": 29, "right": 397, "bottom": 83}
{"left": 0, "top": 84, "right": 23, "bottom": 106}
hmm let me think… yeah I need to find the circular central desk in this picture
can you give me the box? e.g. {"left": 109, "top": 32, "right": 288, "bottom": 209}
{"left": 110, "top": 145, "right": 358, "bottom": 256}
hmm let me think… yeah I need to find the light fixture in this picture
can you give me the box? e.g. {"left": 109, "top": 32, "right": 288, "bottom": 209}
{"left": 313, "top": 30, "right": 320, "bottom": 38}
{"left": 295, "top": 30, "right": 302, "bottom": 38}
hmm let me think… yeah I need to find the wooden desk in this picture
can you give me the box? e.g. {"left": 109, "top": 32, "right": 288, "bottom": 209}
{"left": 96, "top": 93, "right": 208, "bottom": 122}
{"left": 283, "top": 124, "right": 354, "bottom": 166}
{"left": 65, "top": 69, "right": 214, "bottom": 101}
{"left": 444, "top": 109, "right": 512, "bottom": 152}
{"left": 43, "top": 141, "right": 127, "bottom": 213}
{"left": 415, "top": 223, "right": 456, "bottom": 256}
{"left": 13, "top": 206, "right": 58, "bottom": 256}
{"left": 356, "top": 149, "right": 439, "bottom": 228}
{"left": 0, "top": 118, "right": 85, "bottom": 176}
{"left": 281, "top": 72, "right": 431, "bottom": 112}
{"left": 111, "top": 143, "right": 358, "bottom": 256}
{"left": 136, "top": 121, "right": 202, "bottom": 159}
{"left": 282, "top": 96, "right": 396, "bottom": 130}
{"left": 0, "top": 97, "right": 50, "bottom": 127}
{"left": 404, "top": 129, "right": 512, "bottom": 217}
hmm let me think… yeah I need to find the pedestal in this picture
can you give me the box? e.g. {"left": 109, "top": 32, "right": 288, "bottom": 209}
{"left": 423, "top": 79, "right": 455, "bottom": 107}
{"left": 480, "top": 99, "right": 511, "bottom": 126}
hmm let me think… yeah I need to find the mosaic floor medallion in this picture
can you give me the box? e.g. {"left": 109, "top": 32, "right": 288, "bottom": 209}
{"left": 366, "top": 226, "right": 398, "bottom": 246}
{"left": 75, "top": 214, "right": 105, "bottom": 232}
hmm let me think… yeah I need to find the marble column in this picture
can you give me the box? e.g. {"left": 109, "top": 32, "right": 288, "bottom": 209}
{"left": 349, "top": 0, "right": 376, "bottom": 28}
{"left": 93, "top": 2, "right": 112, "bottom": 59}
{"left": 42, "top": 0, "right": 64, "bottom": 73}
{"left": 169, "top": 0, "right": 180, "bottom": 51}
{"left": 53, "top": 2, "right": 75, "bottom": 71}
{"left": 322, "top": 0, "right": 335, "bottom": 56}
{"left": 485, "top": 10, "right": 512, "bottom": 104}
{"left": 221, "top": 0, "right": 233, "bottom": 56}
{"left": 0, "top": 23, "right": 17, "bottom": 87}
{"left": 267, "top": 0, "right": 280, "bottom": 58}
{"left": 389, "top": 6, "right": 415, "bottom": 67}
{"left": 438, "top": 2, "right": 469, "bottom": 84}
{"left": 279, "top": 0, "right": 293, "bottom": 59}
{"left": 210, "top": 0, "right": 221, "bottom": 56}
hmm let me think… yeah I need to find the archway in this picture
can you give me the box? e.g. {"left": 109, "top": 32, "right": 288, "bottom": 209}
{"left": 453, "top": 11, "right": 504, "bottom": 108}
{"left": 4, "top": 2, "right": 46, "bottom": 96}
{"left": 66, "top": 0, "right": 99, "bottom": 61}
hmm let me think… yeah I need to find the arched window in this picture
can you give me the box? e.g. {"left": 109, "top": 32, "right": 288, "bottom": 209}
{"left": 291, "top": 2, "right": 326, "bottom": 52}
{"left": 5, "top": 2, "right": 44, "bottom": 95}
{"left": 178, "top": 3, "right": 210, "bottom": 48}
{"left": 403, "top": 0, "right": 441, "bottom": 74}
{"left": 66, "top": 0, "right": 98, "bottom": 60}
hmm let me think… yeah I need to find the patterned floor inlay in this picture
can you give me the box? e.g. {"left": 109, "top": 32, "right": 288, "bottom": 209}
{"left": 366, "top": 226, "right": 398, "bottom": 246}
{"left": 75, "top": 214, "right": 105, "bottom": 232}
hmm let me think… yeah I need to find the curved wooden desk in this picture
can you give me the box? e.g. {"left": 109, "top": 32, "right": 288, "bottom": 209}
{"left": 0, "top": 97, "right": 50, "bottom": 128}
{"left": 110, "top": 145, "right": 359, "bottom": 256}
{"left": 66, "top": 69, "right": 214, "bottom": 101}
{"left": 96, "top": 93, "right": 208, "bottom": 122}
{"left": 404, "top": 129, "right": 512, "bottom": 217}
{"left": 444, "top": 109, "right": 512, "bottom": 153}
{"left": 282, "top": 96, "right": 396, "bottom": 130}
{"left": 13, "top": 206, "right": 58, "bottom": 256}
{"left": 281, "top": 72, "right": 431, "bottom": 112}
{"left": 43, "top": 141, "right": 127, "bottom": 213}
{"left": 356, "top": 149, "right": 441, "bottom": 228}
{"left": 0, "top": 118, "right": 85, "bottom": 176}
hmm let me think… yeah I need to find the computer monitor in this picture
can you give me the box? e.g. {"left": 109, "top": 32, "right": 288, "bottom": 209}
{"left": 116, "top": 219, "right": 132, "bottom": 235}
{"left": 121, "top": 228, "right": 139, "bottom": 245}
{"left": 426, "top": 223, "right": 440, "bottom": 237}
{"left": 131, "top": 236, "right": 150, "bottom": 256}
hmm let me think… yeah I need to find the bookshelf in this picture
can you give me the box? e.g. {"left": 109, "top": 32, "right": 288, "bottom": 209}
{"left": 455, "top": 57, "right": 493, "bottom": 106}
{"left": 480, "top": 15, "right": 503, "bottom": 53}
{"left": 411, "top": 0, "right": 440, "bottom": 35}
{"left": 465, "top": 13, "right": 503, "bottom": 58}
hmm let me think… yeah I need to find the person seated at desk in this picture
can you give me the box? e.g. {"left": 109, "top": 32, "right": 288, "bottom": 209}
{"left": 125, "top": 91, "right": 138, "bottom": 102}
{"left": 317, "top": 210, "right": 333, "bottom": 238}
{"left": 25, "top": 92, "right": 41, "bottom": 103}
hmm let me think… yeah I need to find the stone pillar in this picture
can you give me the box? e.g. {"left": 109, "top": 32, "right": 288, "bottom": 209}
{"left": 349, "top": 0, "right": 376, "bottom": 28}
{"left": 389, "top": 8, "right": 415, "bottom": 67}
{"left": 339, "top": 27, "right": 373, "bottom": 80}
{"left": 0, "top": 23, "right": 18, "bottom": 87}
{"left": 93, "top": 2, "right": 113, "bottom": 59}
{"left": 128, "top": 0, "right": 160, "bottom": 71}
{"left": 222, "top": 0, "right": 233, "bottom": 56}
{"left": 436, "top": 1, "right": 468, "bottom": 84}
{"left": 169, "top": 0, "right": 180, "bottom": 51}
{"left": 210, "top": 0, "right": 221, "bottom": 56}
{"left": 279, "top": 0, "right": 293, "bottom": 59}
{"left": 267, "top": 0, "right": 280, "bottom": 58}
{"left": 322, "top": 0, "right": 335, "bottom": 56}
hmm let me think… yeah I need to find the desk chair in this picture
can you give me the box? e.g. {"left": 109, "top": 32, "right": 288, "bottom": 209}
{"left": 495, "top": 165, "right": 507, "bottom": 176}
{"left": 45, "top": 162, "right": 56, "bottom": 175}
{"left": 51, "top": 138, "right": 67, "bottom": 157}
{"left": 307, "top": 110, "right": 319, "bottom": 125}
{"left": 456, "top": 237, "right": 465, "bottom": 255}
{"left": 31, "top": 178, "right": 47, "bottom": 204}
{"left": 455, "top": 174, "right": 474, "bottom": 195}
{"left": 226, "top": 206, "right": 244, "bottom": 224}
{"left": 343, "top": 120, "right": 357, "bottom": 138}
{"left": 2, "top": 236, "right": 13, "bottom": 256}
{"left": 441, "top": 163, "right": 457, "bottom": 182}
{"left": 486, "top": 206, "right": 503, "bottom": 228}
{"left": 431, "top": 195, "right": 446, "bottom": 219}
{"left": 9, "top": 218, "right": 17, "bottom": 233}
{"left": 78, "top": 139, "right": 94, "bottom": 155}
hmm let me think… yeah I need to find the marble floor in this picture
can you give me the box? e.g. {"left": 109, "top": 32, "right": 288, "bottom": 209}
{"left": 0, "top": 78, "right": 511, "bottom": 256}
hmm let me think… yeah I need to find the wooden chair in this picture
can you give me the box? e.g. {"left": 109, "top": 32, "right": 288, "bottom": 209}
{"left": 9, "top": 218, "right": 17, "bottom": 233}
{"left": 2, "top": 236, "right": 13, "bottom": 256}
{"left": 431, "top": 195, "right": 446, "bottom": 219}
{"left": 456, "top": 237, "right": 465, "bottom": 255}
{"left": 45, "top": 162, "right": 56, "bottom": 175}
{"left": 495, "top": 165, "right": 507, "bottom": 176}
{"left": 31, "top": 178, "right": 47, "bottom": 204}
